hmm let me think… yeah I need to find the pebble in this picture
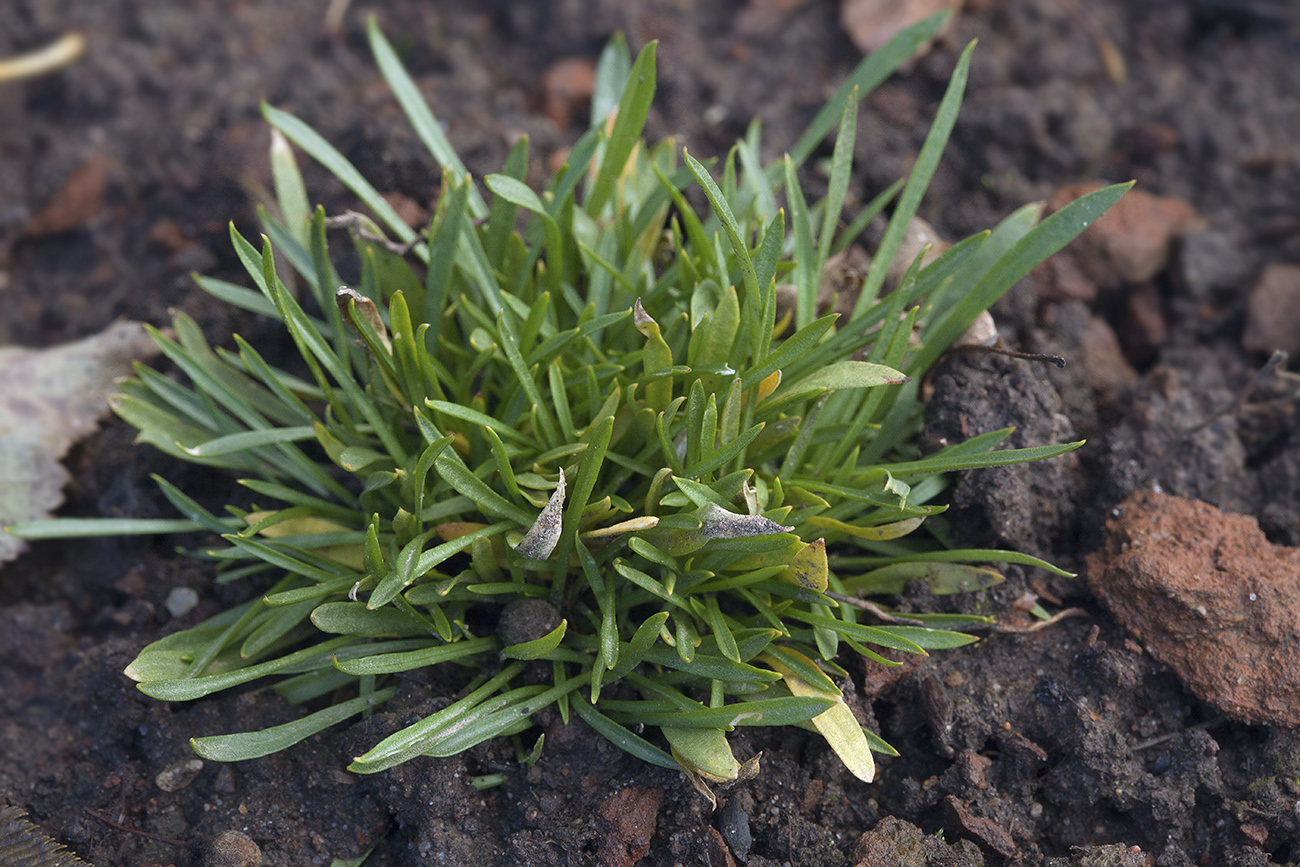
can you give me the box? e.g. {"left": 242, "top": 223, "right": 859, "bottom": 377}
{"left": 155, "top": 758, "right": 204, "bottom": 792}
{"left": 717, "top": 795, "right": 752, "bottom": 860}
{"left": 1242, "top": 263, "right": 1300, "bottom": 355}
{"left": 1176, "top": 230, "right": 1249, "bottom": 298}
{"left": 165, "top": 586, "right": 200, "bottom": 618}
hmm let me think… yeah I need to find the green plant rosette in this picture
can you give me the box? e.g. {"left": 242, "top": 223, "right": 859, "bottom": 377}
{"left": 11, "top": 12, "right": 1127, "bottom": 785}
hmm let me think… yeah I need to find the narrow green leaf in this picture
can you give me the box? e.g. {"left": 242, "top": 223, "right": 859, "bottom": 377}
{"left": 502, "top": 620, "right": 568, "bottom": 660}
{"left": 587, "top": 41, "right": 657, "bottom": 215}
{"left": 590, "top": 33, "right": 631, "bottom": 128}
{"left": 608, "top": 696, "right": 833, "bottom": 729}
{"left": 606, "top": 611, "right": 671, "bottom": 681}
{"left": 192, "top": 688, "right": 397, "bottom": 762}
{"left": 349, "top": 662, "right": 525, "bottom": 773}
{"left": 783, "top": 361, "right": 908, "bottom": 394}
{"left": 263, "top": 104, "right": 423, "bottom": 256}
{"left": 683, "top": 151, "right": 759, "bottom": 310}
{"left": 571, "top": 699, "right": 678, "bottom": 771}
{"left": 740, "top": 313, "right": 836, "bottom": 390}
{"left": 270, "top": 129, "right": 312, "bottom": 250}
{"left": 862, "top": 440, "right": 1086, "bottom": 476}
{"left": 367, "top": 17, "right": 487, "bottom": 217}
{"left": 134, "top": 636, "right": 356, "bottom": 701}
{"left": 335, "top": 637, "right": 499, "bottom": 675}
{"left": 787, "top": 10, "right": 952, "bottom": 167}
{"left": 181, "top": 425, "right": 318, "bottom": 457}
{"left": 880, "top": 625, "right": 978, "bottom": 650}
{"left": 853, "top": 40, "right": 974, "bottom": 318}
{"left": 703, "top": 595, "right": 740, "bottom": 663}
{"left": 7, "top": 518, "right": 217, "bottom": 538}
{"left": 814, "top": 87, "right": 858, "bottom": 289}
{"left": 907, "top": 182, "right": 1133, "bottom": 375}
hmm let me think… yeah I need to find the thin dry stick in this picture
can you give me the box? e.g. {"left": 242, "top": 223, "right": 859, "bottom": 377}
{"left": 83, "top": 809, "right": 190, "bottom": 849}
{"left": 325, "top": 211, "right": 422, "bottom": 255}
{"left": 1181, "top": 349, "right": 1288, "bottom": 436}
{"left": 826, "top": 591, "right": 1088, "bottom": 634}
{"left": 1143, "top": 350, "right": 1289, "bottom": 490}
{"left": 953, "top": 342, "right": 1067, "bottom": 369}
{"left": 1131, "top": 717, "right": 1225, "bottom": 752}
{"left": 824, "top": 592, "right": 929, "bottom": 626}
{"left": 982, "top": 606, "right": 1089, "bottom": 634}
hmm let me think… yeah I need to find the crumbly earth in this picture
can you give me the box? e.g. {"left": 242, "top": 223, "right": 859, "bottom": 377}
{"left": 3, "top": 2, "right": 1300, "bottom": 866}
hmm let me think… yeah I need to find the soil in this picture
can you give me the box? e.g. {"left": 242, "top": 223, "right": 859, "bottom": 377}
{"left": 3, "top": 1, "right": 1300, "bottom": 866}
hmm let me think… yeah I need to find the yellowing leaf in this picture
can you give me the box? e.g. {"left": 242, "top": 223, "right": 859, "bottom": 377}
{"left": 766, "top": 655, "right": 874, "bottom": 783}
{"left": 755, "top": 369, "right": 781, "bottom": 403}
{"left": 244, "top": 511, "right": 363, "bottom": 569}
{"left": 581, "top": 515, "right": 660, "bottom": 543}
{"left": 435, "top": 522, "right": 489, "bottom": 542}
{"left": 778, "top": 538, "right": 828, "bottom": 592}
{"left": 807, "top": 514, "right": 924, "bottom": 541}
{"left": 245, "top": 512, "right": 351, "bottom": 538}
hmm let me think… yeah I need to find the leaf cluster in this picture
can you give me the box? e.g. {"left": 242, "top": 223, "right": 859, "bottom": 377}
{"left": 12, "top": 13, "right": 1126, "bottom": 784}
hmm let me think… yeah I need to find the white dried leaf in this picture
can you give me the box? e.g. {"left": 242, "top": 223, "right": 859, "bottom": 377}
{"left": 697, "top": 502, "right": 793, "bottom": 541}
{"left": 514, "top": 468, "right": 565, "bottom": 560}
{"left": 0, "top": 321, "right": 158, "bottom": 564}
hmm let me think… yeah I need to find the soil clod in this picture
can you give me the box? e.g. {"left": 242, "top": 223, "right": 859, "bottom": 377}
{"left": 1087, "top": 489, "right": 1300, "bottom": 727}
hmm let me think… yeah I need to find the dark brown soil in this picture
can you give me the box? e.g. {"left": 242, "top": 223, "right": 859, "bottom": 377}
{"left": 3, "top": 2, "right": 1300, "bottom": 866}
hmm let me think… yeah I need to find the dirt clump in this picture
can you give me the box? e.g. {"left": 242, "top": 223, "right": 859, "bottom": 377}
{"left": 1242, "top": 263, "right": 1300, "bottom": 356}
{"left": 1087, "top": 488, "right": 1300, "bottom": 727}
{"left": 597, "top": 787, "right": 663, "bottom": 867}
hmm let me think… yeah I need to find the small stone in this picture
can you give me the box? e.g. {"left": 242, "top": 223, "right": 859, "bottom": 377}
{"left": 1120, "top": 282, "right": 1167, "bottom": 365}
{"left": 542, "top": 58, "right": 596, "bottom": 128}
{"left": 205, "top": 830, "right": 262, "bottom": 867}
{"left": 165, "top": 586, "right": 200, "bottom": 618}
{"left": 114, "top": 569, "right": 147, "bottom": 597}
{"left": 1132, "top": 120, "right": 1182, "bottom": 157}
{"left": 155, "top": 758, "right": 204, "bottom": 792}
{"left": 22, "top": 155, "right": 110, "bottom": 238}
{"left": 955, "top": 752, "right": 991, "bottom": 790}
{"left": 1177, "top": 230, "right": 1250, "bottom": 298}
{"left": 1242, "top": 263, "right": 1300, "bottom": 356}
{"left": 1081, "top": 314, "right": 1139, "bottom": 407}
{"left": 840, "top": 0, "right": 960, "bottom": 56}
{"left": 213, "top": 764, "right": 236, "bottom": 794}
{"left": 716, "top": 796, "right": 752, "bottom": 860}
{"left": 885, "top": 217, "right": 949, "bottom": 287}
{"left": 955, "top": 310, "right": 998, "bottom": 348}
{"left": 497, "top": 598, "right": 561, "bottom": 647}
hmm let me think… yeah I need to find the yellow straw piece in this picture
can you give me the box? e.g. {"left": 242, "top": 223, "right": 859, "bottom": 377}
{"left": 0, "top": 32, "right": 86, "bottom": 83}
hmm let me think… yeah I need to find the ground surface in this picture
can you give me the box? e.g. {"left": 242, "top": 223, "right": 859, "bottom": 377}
{"left": 2, "top": 1, "right": 1299, "bottom": 866}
